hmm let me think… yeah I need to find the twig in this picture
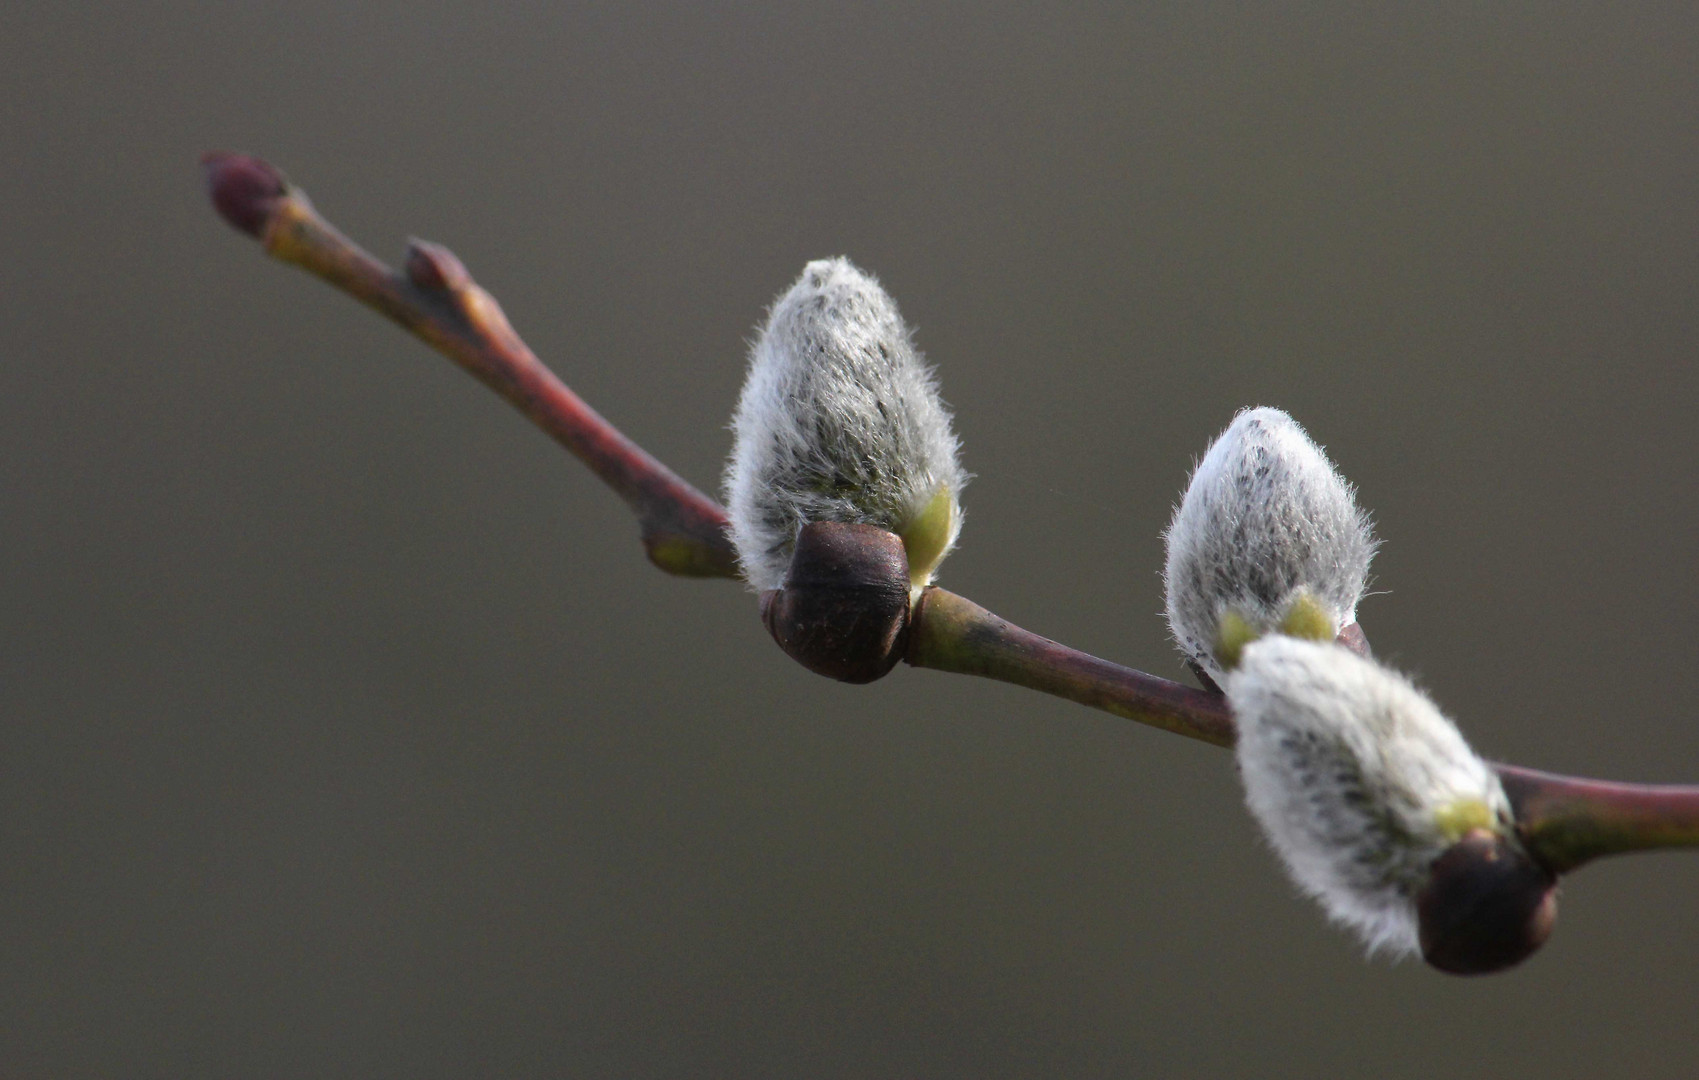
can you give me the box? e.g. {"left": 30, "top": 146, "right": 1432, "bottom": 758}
{"left": 908, "top": 588, "right": 1236, "bottom": 747}
{"left": 201, "top": 153, "right": 738, "bottom": 578}
{"left": 203, "top": 152, "right": 1699, "bottom": 877}
{"left": 1498, "top": 765, "right": 1699, "bottom": 873}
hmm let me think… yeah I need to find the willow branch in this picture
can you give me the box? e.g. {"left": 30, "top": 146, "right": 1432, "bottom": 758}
{"left": 1497, "top": 765, "right": 1699, "bottom": 873}
{"left": 907, "top": 587, "right": 1236, "bottom": 746}
{"left": 202, "top": 152, "right": 738, "bottom": 578}
{"left": 204, "top": 153, "right": 1699, "bottom": 877}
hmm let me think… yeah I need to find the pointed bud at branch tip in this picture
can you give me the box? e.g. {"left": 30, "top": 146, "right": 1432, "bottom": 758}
{"left": 201, "top": 152, "right": 289, "bottom": 239}
{"left": 1164, "top": 407, "right": 1376, "bottom": 683}
{"left": 404, "top": 240, "right": 471, "bottom": 293}
{"left": 1226, "top": 637, "right": 1543, "bottom": 965}
{"left": 725, "top": 257, "right": 966, "bottom": 597}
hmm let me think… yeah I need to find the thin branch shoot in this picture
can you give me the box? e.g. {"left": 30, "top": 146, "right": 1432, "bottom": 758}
{"left": 203, "top": 152, "right": 1699, "bottom": 881}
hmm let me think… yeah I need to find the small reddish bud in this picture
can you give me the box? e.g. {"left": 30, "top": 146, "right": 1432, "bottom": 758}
{"left": 404, "top": 239, "right": 470, "bottom": 293}
{"left": 1417, "top": 829, "right": 1559, "bottom": 975}
{"left": 761, "top": 521, "right": 911, "bottom": 684}
{"left": 1336, "top": 622, "right": 1371, "bottom": 658}
{"left": 201, "top": 152, "right": 288, "bottom": 239}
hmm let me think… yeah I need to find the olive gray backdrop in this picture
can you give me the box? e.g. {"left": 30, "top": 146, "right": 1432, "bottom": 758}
{"left": 7, "top": 4, "right": 1699, "bottom": 1077}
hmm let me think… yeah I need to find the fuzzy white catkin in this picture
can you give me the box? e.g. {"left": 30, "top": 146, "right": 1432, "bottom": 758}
{"left": 1164, "top": 407, "right": 1375, "bottom": 682}
{"left": 1228, "top": 636, "right": 1511, "bottom": 956}
{"left": 725, "top": 258, "right": 966, "bottom": 592}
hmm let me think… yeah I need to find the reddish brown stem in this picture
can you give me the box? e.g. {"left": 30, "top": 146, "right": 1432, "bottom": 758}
{"left": 202, "top": 153, "right": 738, "bottom": 578}
{"left": 1496, "top": 764, "right": 1699, "bottom": 873}
{"left": 206, "top": 154, "right": 1699, "bottom": 878}
{"left": 906, "top": 587, "right": 1236, "bottom": 747}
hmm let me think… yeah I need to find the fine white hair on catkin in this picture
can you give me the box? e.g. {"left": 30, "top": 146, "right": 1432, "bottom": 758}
{"left": 1164, "top": 407, "right": 1376, "bottom": 682}
{"left": 1228, "top": 636, "right": 1511, "bottom": 957}
{"left": 724, "top": 258, "right": 966, "bottom": 592}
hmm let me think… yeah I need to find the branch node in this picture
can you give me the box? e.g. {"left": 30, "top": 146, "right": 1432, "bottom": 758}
{"left": 404, "top": 239, "right": 471, "bottom": 294}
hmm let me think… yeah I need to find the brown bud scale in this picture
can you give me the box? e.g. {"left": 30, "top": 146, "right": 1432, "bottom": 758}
{"left": 761, "top": 522, "right": 910, "bottom": 684}
{"left": 1417, "top": 829, "right": 1559, "bottom": 976}
{"left": 1336, "top": 622, "right": 1371, "bottom": 659}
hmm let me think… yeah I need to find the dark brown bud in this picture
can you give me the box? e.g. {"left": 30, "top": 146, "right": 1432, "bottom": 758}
{"left": 760, "top": 521, "right": 911, "bottom": 684}
{"left": 1417, "top": 829, "right": 1559, "bottom": 975}
{"left": 201, "top": 152, "right": 288, "bottom": 239}
{"left": 404, "top": 239, "right": 471, "bottom": 293}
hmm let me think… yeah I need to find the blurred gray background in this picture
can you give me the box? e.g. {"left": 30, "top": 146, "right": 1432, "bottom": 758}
{"left": 6, "top": 3, "right": 1699, "bottom": 1076}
